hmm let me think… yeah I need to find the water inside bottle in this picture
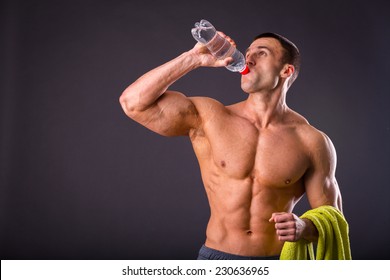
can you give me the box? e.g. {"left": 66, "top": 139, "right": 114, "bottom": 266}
{"left": 207, "top": 34, "right": 234, "bottom": 59}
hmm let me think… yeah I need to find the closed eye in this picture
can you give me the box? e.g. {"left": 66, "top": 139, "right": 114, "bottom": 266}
{"left": 246, "top": 47, "right": 270, "bottom": 59}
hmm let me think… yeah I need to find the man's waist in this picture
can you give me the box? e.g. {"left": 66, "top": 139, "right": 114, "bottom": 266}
{"left": 198, "top": 244, "right": 280, "bottom": 260}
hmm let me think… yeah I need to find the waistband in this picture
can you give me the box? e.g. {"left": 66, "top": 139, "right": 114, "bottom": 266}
{"left": 198, "top": 245, "right": 280, "bottom": 260}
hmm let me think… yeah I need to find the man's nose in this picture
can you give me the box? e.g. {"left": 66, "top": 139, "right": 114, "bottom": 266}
{"left": 246, "top": 53, "right": 255, "bottom": 67}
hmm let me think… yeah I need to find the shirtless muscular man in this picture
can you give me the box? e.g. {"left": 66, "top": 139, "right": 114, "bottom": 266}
{"left": 119, "top": 32, "right": 342, "bottom": 259}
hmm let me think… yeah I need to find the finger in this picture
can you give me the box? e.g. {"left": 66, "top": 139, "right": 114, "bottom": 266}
{"left": 269, "top": 212, "right": 286, "bottom": 222}
{"left": 225, "top": 36, "right": 237, "bottom": 47}
{"left": 273, "top": 213, "right": 294, "bottom": 223}
{"left": 276, "top": 228, "right": 296, "bottom": 236}
{"left": 278, "top": 234, "right": 297, "bottom": 242}
{"left": 221, "top": 57, "right": 233, "bottom": 66}
{"left": 217, "top": 31, "right": 226, "bottom": 37}
{"left": 275, "top": 221, "right": 296, "bottom": 230}
{"left": 217, "top": 31, "right": 237, "bottom": 47}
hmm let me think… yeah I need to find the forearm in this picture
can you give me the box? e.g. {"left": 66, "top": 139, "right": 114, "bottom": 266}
{"left": 120, "top": 51, "right": 200, "bottom": 113}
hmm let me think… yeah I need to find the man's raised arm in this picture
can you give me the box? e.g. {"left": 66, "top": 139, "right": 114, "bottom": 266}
{"left": 119, "top": 38, "right": 232, "bottom": 136}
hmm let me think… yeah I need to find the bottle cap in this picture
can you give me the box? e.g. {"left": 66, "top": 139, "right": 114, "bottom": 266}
{"left": 240, "top": 65, "right": 250, "bottom": 75}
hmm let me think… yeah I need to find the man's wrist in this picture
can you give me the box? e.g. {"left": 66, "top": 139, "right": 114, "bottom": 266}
{"left": 302, "top": 218, "right": 319, "bottom": 242}
{"left": 181, "top": 50, "right": 203, "bottom": 70}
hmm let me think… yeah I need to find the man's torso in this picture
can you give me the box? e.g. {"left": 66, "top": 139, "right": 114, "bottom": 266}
{"left": 189, "top": 97, "right": 316, "bottom": 256}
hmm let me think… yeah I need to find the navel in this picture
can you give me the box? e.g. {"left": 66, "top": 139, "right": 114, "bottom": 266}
{"left": 246, "top": 230, "right": 253, "bottom": 236}
{"left": 221, "top": 160, "right": 226, "bottom": 168}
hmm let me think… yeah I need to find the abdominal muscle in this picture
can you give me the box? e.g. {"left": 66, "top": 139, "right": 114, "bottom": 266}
{"left": 202, "top": 175, "right": 305, "bottom": 257}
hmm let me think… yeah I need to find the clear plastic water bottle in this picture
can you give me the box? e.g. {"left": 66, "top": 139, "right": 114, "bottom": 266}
{"left": 191, "top": 19, "right": 249, "bottom": 75}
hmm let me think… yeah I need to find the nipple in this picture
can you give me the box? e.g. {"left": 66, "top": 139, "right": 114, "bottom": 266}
{"left": 285, "top": 179, "right": 291, "bottom": 185}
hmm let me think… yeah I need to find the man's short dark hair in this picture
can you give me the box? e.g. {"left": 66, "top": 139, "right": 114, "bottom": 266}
{"left": 254, "top": 33, "right": 300, "bottom": 87}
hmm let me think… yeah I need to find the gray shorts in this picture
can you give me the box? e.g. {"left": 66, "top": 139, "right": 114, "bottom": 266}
{"left": 197, "top": 245, "right": 280, "bottom": 260}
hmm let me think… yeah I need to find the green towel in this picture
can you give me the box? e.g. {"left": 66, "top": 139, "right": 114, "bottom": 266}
{"left": 280, "top": 205, "right": 352, "bottom": 260}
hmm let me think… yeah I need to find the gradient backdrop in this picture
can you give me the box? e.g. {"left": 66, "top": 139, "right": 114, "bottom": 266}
{"left": 1, "top": 0, "right": 389, "bottom": 259}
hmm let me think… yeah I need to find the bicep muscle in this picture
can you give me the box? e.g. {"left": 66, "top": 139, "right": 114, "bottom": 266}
{"left": 130, "top": 91, "right": 200, "bottom": 137}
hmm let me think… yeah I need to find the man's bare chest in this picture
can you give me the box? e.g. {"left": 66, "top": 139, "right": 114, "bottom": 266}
{"left": 191, "top": 119, "right": 310, "bottom": 186}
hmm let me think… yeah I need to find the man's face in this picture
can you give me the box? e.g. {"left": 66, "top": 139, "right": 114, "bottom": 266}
{"left": 241, "top": 37, "right": 286, "bottom": 94}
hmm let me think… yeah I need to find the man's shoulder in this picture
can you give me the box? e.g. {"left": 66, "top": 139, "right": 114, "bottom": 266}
{"left": 296, "top": 125, "right": 335, "bottom": 158}
{"left": 189, "top": 96, "right": 236, "bottom": 116}
{"left": 190, "top": 96, "right": 222, "bottom": 106}
{"left": 288, "top": 110, "right": 332, "bottom": 148}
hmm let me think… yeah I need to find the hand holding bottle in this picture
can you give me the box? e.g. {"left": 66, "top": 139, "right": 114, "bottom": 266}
{"left": 190, "top": 31, "right": 235, "bottom": 69}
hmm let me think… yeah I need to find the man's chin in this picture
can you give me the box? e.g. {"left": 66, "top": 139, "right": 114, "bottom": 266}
{"left": 240, "top": 83, "right": 255, "bottom": 94}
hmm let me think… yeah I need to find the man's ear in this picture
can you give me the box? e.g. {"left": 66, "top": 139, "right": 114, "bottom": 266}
{"left": 280, "top": 64, "right": 295, "bottom": 79}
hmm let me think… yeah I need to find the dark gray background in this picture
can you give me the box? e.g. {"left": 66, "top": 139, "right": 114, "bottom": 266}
{"left": 1, "top": 0, "right": 389, "bottom": 260}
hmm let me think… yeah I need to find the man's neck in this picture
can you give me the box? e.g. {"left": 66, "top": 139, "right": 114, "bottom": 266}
{"left": 243, "top": 89, "right": 288, "bottom": 129}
